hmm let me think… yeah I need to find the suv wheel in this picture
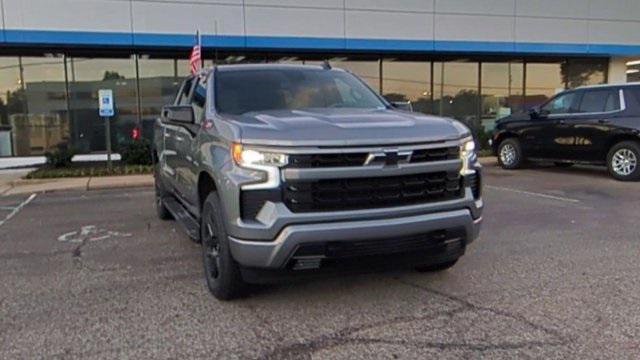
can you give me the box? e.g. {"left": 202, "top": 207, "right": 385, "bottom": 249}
{"left": 497, "top": 138, "right": 524, "bottom": 169}
{"left": 201, "top": 193, "right": 247, "bottom": 300}
{"left": 415, "top": 259, "right": 458, "bottom": 273}
{"left": 154, "top": 165, "right": 173, "bottom": 220}
{"left": 607, "top": 141, "right": 640, "bottom": 181}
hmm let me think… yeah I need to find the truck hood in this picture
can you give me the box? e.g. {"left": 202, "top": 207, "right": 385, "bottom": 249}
{"left": 224, "top": 108, "right": 469, "bottom": 147}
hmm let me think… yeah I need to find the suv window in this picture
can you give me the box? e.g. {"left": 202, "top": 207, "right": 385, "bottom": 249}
{"left": 578, "top": 89, "right": 620, "bottom": 113}
{"left": 541, "top": 91, "right": 578, "bottom": 114}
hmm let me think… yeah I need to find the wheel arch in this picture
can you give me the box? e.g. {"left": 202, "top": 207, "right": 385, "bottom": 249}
{"left": 198, "top": 171, "right": 218, "bottom": 211}
{"left": 493, "top": 131, "right": 519, "bottom": 154}
{"left": 604, "top": 133, "right": 640, "bottom": 160}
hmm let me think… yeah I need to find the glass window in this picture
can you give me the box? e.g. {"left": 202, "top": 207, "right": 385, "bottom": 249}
{"left": 578, "top": 89, "right": 619, "bottom": 113}
{"left": 19, "top": 57, "right": 69, "bottom": 156}
{"left": 525, "top": 62, "right": 565, "bottom": 109}
{"left": 541, "top": 91, "right": 579, "bottom": 114}
{"left": 0, "top": 56, "right": 68, "bottom": 156}
{"left": 329, "top": 59, "right": 380, "bottom": 92}
{"left": 138, "top": 57, "right": 181, "bottom": 139}
{"left": 434, "top": 61, "right": 479, "bottom": 128}
{"left": 481, "top": 62, "right": 524, "bottom": 129}
{"left": 566, "top": 59, "right": 607, "bottom": 88}
{"left": 382, "top": 60, "right": 432, "bottom": 114}
{"left": 0, "top": 57, "right": 23, "bottom": 156}
{"left": 215, "top": 68, "right": 385, "bottom": 115}
{"left": 67, "top": 57, "right": 137, "bottom": 153}
{"left": 627, "top": 61, "right": 640, "bottom": 82}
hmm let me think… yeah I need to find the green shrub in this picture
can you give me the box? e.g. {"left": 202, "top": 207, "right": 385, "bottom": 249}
{"left": 121, "top": 139, "right": 152, "bottom": 165}
{"left": 44, "top": 144, "right": 76, "bottom": 168}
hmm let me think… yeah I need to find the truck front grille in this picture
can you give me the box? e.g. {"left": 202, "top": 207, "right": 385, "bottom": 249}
{"left": 283, "top": 171, "right": 463, "bottom": 213}
{"left": 287, "top": 146, "right": 459, "bottom": 168}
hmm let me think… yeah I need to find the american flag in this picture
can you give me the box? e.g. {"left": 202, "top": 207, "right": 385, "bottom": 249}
{"left": 189, "top": 31, "right": 202, "bottom": 75}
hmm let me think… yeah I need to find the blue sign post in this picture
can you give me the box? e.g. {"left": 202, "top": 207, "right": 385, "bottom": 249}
{"left": 98, "top": 89, "right": 115, "bottom": 170}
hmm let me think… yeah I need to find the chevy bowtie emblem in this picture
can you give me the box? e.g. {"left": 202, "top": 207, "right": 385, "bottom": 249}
{"left": 364, "top": 150, "right": 413, "bottom": 166}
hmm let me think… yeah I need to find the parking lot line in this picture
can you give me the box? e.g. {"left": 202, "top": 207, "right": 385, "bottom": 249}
{"left": 0, "top": 193, "right": 37, "bottom": 227}
{"left": 486, "top": 185, "right": 580, "bottom": 204}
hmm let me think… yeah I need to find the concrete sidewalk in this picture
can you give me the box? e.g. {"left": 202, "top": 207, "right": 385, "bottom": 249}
{"left": 0, "top": 172, "right": 153, "bottom": 196}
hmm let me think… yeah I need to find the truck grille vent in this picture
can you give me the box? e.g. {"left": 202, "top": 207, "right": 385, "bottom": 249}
{"left": 283, "top": 171, "right": 463, "bottom": 212}
{"left": 287, "top": 147, "right": 459, "bottom": 168}
{"left": 468, "top": 173, "right": 481, "bottom": 199}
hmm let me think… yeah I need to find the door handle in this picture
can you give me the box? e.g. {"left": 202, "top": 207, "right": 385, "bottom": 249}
{"left": 556, "top": 120, "right": 566, "bottom": 125}
{"left": 175, "top": 136, "right": 184, "bottom": 142}
{"left": 598, "top": 119, "right": 609, "bottom": 124}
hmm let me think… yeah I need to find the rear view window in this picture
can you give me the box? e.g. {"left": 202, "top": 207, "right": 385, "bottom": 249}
{"left": 578, "top": 89, "right": 620, "bottom": 113}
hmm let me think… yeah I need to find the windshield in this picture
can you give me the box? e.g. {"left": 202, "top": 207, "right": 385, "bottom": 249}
{"left": 214, "top": 68, "right": 386, "bottom": 115}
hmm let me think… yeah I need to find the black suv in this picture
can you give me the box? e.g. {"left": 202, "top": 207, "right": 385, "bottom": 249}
{"left": 492, "top": 83, "right": 640, "bottom": 181}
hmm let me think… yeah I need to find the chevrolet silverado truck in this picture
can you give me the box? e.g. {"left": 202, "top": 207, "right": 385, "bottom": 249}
{"left": 153, "top": 64, "right": 483, "bottom": 300}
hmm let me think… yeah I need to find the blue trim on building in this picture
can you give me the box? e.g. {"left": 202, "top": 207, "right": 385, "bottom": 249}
{"left": 246, "top": 36, "right": 344, "bottom": 50}
{"left": 2, "top": 29, "right": 640, "bottom": 56}
{"left": 434, "top": 40, "right": 515, "bottom": 53}
{"left": 4, "top": 29, "right": 133, "bottom": 46}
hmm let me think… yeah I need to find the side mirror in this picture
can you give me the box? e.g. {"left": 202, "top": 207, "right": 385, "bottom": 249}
{"left": 162, "top": 105, "right": 194, "bottom": 124}
{"left": 528, "top": 106, "right": 549, "bottom": 119}
{"left": 390, "top": 101, "right": 414, "bottom": 112}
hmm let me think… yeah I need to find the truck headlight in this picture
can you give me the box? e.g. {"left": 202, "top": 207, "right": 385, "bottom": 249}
{"left": 232, "top": 143, "right": 288, "bottom": 189}
{"left": 460, "top": 137, "right": 477, "bottom": 176}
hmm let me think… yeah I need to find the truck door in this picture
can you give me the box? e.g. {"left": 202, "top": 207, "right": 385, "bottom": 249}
{"left": 564, "top": 88, "right": 622, "bottom": 162}
{"left": 535, "top": 90, "right": 581, "bottom": 159}
{"left": 174, "top": 77, "right": 207, "bottom": 211}
{"left": 162, "top": 78, "right": 194, "bottom": 193}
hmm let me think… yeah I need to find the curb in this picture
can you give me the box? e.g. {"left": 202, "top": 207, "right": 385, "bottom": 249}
{"left": 1, "top": 175, "right": 153, "bottom": 196}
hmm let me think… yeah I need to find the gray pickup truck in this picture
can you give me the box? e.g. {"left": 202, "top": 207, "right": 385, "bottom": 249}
{"left": 153, "top": 64, "right": 483, "bottom": 300}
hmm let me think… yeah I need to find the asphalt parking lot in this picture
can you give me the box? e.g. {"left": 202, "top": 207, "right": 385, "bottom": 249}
{"left": 1, "top": 161, "right": 639, "bottom": 359}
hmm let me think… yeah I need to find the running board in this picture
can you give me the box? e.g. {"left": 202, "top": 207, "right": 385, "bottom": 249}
{"left": 163, "top": 197, "right": 200, "bottom": 241}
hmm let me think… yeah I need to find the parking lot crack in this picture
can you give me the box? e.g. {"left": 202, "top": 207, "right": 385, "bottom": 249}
{"left": 259, "top": 279, "right": 571, "bottom": 359}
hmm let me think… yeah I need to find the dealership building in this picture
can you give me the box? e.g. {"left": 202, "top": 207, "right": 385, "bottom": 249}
{"left": 1, "top": 0, "right": 640, "bottom": 157}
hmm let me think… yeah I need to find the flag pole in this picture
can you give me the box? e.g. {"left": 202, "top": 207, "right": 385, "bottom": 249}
{"left": 197, "top": 29, "right": 203, "bottom": 70}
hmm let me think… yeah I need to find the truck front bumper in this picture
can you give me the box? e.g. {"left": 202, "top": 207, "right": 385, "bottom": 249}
{"left": 228, "top": 207, "right": 482, "bottom": 269}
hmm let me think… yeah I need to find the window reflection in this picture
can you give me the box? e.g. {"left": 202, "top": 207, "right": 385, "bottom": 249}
{"left": 525, "top": 62, "right": 565, "bottom": 108}
{"left": 67, "top": 57, "right": 137, "bottom": 153}
{"left": 329, "top": 59, "right": 380, "bottom": 92}
{"left": 138, "top": 57, "right": 181, "bottom": 140}
{"left": 481, "top": 62, "right": 524, "bottom": 131}
{"left": 565, "top": 59, "right": 606, "bottom": 88}
{"left": 382, "top": 60, "right": 432, "bottom": 114}
{"left": 0, "top": 57, "right": 22, "bottom": 156}
{"left": 434, "top": 62, "right": 479, "bottom": 128}
{"left": 0, "top": 56, "right": 68, "bottom": 156}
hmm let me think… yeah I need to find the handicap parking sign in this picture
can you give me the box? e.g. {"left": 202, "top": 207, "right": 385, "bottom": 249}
{"left": 98, "top": 89, "right": 115, "bottom": 117}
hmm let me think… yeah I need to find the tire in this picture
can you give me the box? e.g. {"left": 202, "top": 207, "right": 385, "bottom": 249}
{"left": 415, "top": 259, "right": 459, "bottom": 273}
{"left": 200, "top": 192, "right": 247, "bottom": 300}
{"left": 607, "top": 141, "right": 640, "bottom": 181}
{"left": 497, "top": 138, "right": 525, "bottom": 169}
{"left": 554, "top": 162, "right": 574, "bottom": 168}
{"left": 154, "top": 165, "right": 173, "bottom": 221}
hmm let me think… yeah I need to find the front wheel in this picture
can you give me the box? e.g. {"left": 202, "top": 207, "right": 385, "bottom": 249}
{"left": 201, "top": 193, "right": 247, "bottom": 300}
{"left": 497, "top": 138, "right": 525, "bottom": 169}
{"left": 607, "top": 141, "right": 640, "bottom": 181}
